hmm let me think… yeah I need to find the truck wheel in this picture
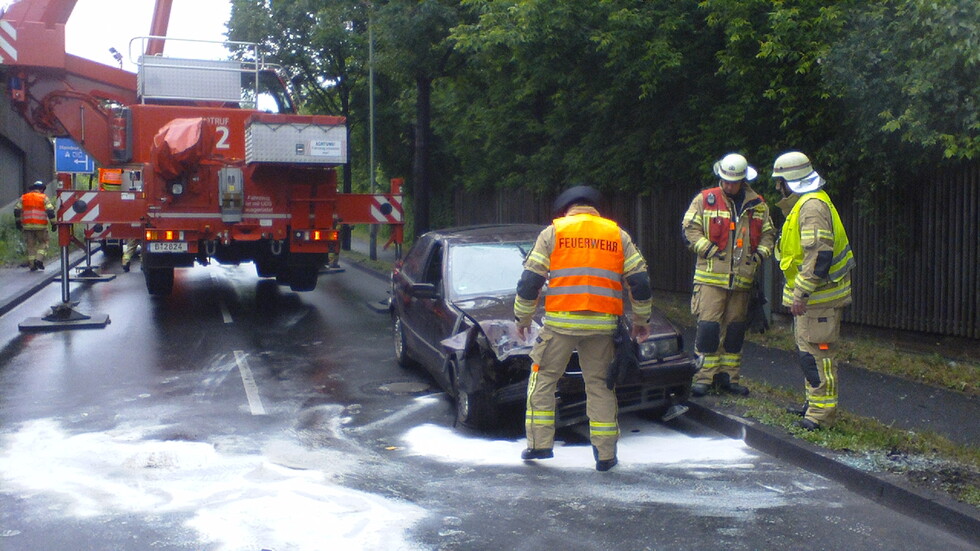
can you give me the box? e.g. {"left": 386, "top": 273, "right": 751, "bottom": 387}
{"left": 101, "top": 240, "right": 123, "bottom": 258}
{"left": 254, "top": 260, "right": 280, "bottom": 278}
{"left": 287, "top": 266, "right": 319, "bottom": 292}
{"left": 451, "top": 359, "right": 496, "bottom": 431}
{"left": 144, "top": 267, "right": 174, "bottom": 296}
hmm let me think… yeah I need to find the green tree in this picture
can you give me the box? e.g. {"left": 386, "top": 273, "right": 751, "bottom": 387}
{"left": 375, "top": 0, "right": 466, "bottom": 235}
{"left": 228, "top": 0, "right": 370, "bottom": 199}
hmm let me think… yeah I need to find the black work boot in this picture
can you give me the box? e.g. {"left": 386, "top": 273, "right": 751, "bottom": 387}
{"left": 596, "top": 457, "right": 618, "bottom": 472}
{"left": 725, "top": 382, "right": 750, "bottom": 396}
{"left": 786, "top": 404, "right": 808, "bottom": 417}
{"left": 715, "top": 373, "right": 749, "bottom": 396}
{"left": 796, "top": 419, "right": 820, "bottom": 431}
{"left": 592, "top": 445, "right": 617, "bottom": 472}
{"left": 690, "top": 383, "right": 709, "bottom": 397}
{"left": 521, "top": 448, "right": 554, "bottom": 461}
{"left": 35, "top": 259, "right": 44, "bottom": 270}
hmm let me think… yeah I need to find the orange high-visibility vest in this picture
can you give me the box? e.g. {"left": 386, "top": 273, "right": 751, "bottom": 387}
{"left": 20, "top": 191, "right": 49, "bottom": 228}
{"left": 546, "top": 213, "right": 625, "bottom": 315}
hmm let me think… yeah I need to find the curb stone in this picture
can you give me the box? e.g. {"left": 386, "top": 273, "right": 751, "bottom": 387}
{"left": 687, "top": 402, "right": 980, "bottom": 547}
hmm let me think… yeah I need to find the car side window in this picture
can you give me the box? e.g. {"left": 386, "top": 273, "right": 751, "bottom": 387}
{"left": 421, "top": 243, "right": 444, "bottom": 287}
{"left": 400, "top": 236, "right": 432, "bottom": 281}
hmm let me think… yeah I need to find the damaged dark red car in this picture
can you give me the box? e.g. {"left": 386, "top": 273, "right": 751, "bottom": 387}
{"left": 390, "top": 224, "right": 696, "bottom": 431}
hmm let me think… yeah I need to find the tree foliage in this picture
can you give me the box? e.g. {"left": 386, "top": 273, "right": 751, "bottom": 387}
{"left": 225, "top": 0, "right": 980, "bottom": 229}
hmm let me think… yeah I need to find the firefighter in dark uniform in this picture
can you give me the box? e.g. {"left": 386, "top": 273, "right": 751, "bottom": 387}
{"left": 772, "top": 151, "right": 855, "bottom": 430}
{"left": 682, "top": 154, "right": 775, "bottom": 396}
{"left": 514, "top": 185, "right": 653, "bottom": 471}
{"left": 14, "top": 180, "right": 56, "bottom": 271}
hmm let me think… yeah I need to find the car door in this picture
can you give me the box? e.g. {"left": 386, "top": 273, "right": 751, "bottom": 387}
{"left": 408, "top": 241, "right": 460, "bottom": 389}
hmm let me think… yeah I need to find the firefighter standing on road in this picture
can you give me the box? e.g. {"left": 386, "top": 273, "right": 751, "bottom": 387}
{"left": 14, "top": 180, "right": 56, "bottom": 272}
{"left": 514, "top": 185, "right": 653, "bottom": 472}
{"left": 772, "top": 151, "right": 855, "bottom": 431}
{"left": 682, "top": 154, "right": 775, "bottom": 397}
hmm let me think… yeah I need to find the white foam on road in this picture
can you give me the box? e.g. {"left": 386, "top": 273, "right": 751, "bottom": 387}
{"left": 402, "top": 419, "right": 756, "bottom": 469}
{"left": 0, "top": 419, "right": 425, "bottom": 551}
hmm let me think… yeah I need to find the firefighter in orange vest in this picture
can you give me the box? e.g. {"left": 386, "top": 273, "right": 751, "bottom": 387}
{"left": 682, "top": 154, "right": 775, "bottom": 396}
{"left": 13, "top": 180, "right": 56, "bottom": 272}
{"left": 515, "top": 185, "right": 653, "bottom": 472}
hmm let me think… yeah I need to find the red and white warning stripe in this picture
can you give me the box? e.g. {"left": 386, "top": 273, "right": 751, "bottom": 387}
{"left": 0, "top": 20, "right": 19, "bottom": 64}
{"left": 58, "top": 191, "right": 101, "bottom": 223}
{"left": 84, "top": 224, "right": 112, "bottom": 240}
{"left": 370, "top": 194, "right": 403, "bottom": 224}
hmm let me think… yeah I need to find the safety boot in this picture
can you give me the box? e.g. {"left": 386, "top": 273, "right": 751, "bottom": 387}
{"left": 122, "top": 261, "right": 131, "bottom": 273}
{"left": 592, "top": 446, "right": 617, "bottom": 472}
{"left": 35, "top": 259, "right": 44, "bottom": 270}
{"left": 521, "top": 448, "right": 554, "bottom": 461}
{"left": 786, "top": 404, "right": 808, "bottom": 417}
{"left": 796, "top": 419, "right": 820, "bottom": 431}
{"left": 596, "top": 457, "right": 618, "bottom": 472}
{"left": 715, "top": 373, "right": 749, "bottom": 396}
{"left": 690, "top": 383, "right": 709, "bottom": 397}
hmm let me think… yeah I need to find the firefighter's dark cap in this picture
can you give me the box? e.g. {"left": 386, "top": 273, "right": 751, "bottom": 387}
{"left": 553, "top": 185, "right": 602, "bottom": 216}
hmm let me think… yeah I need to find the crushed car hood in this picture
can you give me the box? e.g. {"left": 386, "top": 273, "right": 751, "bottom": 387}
{"left": 440, "top": 296, "right": 680, "bottom": 360}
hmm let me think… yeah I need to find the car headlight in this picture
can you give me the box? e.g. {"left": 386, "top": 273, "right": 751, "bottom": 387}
{"left": 637, "top": 336, "right": 680, "bottom": 361}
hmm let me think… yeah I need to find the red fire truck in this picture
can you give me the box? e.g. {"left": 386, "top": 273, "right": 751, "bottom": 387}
{"left": 0, "top": 0, "right": 402, "bottom": 295}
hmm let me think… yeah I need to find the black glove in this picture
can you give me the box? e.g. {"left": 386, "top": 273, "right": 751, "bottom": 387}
{"left": 606, "top": 318, "right": 640, "bottom": 389}
{"left": 747, "top": 278, "right": 769, "bottom": 334}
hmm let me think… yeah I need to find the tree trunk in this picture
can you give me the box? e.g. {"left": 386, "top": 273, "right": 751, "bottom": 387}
{"left": 413, "top": 75, "right": 431, "bottom": 236}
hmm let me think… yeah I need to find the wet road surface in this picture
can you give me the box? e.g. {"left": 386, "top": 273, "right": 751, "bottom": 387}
{"left": 0, "top": 261, "right": 974, "bottom": 550}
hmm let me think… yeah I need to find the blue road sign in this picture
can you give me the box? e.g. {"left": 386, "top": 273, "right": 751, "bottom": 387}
{"left": 54, "top": 138, "right": 95, "bottom": 173}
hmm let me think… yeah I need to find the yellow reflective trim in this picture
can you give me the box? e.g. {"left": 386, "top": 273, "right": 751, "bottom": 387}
{"left": 720, "top": 353, "right": 741, "bottom": 367}
{"left": 700, "top": 355, "right": 722, "bottom": 368}
{"left": 694, "top": 270, "right": 729, "bottom": 286}
{"left": 624, "top": 252, "right": 643, "bottom": 272}
{"left": 528, "top": 251, "right": 549, "bottom": 267}
{"left": 544, "top": 311, "right": 618, "bottom": 331}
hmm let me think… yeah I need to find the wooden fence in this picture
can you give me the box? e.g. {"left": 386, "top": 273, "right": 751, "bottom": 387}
{"left": 452, "top": 162, "right": 980, "bottom": 339}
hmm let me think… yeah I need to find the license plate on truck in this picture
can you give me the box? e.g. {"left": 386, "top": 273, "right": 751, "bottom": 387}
{"left": 147, "top": 242, "right": 188, "bottom": 253}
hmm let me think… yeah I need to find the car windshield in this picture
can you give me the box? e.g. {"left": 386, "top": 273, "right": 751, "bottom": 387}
{"left": 448, "top": 241, "right": 534, "bottom": 299}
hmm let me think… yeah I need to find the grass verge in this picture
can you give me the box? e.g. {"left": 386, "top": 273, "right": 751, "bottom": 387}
{"left": 653, "top": 289, "right": 980, "bottom": 508}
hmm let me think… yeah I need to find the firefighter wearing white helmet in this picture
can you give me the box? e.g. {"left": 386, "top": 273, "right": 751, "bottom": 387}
{"left": 772, "top": 151, "right": 856, "bottom": 431}
{"left": 682, "top": 154, "right": 775, "bottom": 397}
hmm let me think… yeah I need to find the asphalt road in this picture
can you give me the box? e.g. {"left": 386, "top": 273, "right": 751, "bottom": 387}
{"left": 0, "top": 259, "right": 975, "bottom": 550}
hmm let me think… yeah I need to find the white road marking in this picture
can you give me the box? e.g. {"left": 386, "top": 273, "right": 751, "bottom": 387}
{"left": 219, "top": 300, "right": 233, "bottom": 324}
{"left": 234, "top": 350, "right": 266, "bottom": 415}
{"left": 210, "top": 273, "right": 234, "bottom": 323}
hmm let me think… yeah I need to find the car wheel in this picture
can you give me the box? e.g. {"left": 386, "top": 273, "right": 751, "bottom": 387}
{"left": 451, "top": 358, "right": 496, "bottom": 430}
{"left": 392, "top": 314, "right": 414, "bottom": 368}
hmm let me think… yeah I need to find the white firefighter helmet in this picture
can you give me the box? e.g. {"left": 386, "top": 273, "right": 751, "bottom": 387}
{"left": 772, "top": 151, "right": 824, "bottom": 193}
{"left": 713, "top": 153, "right": 757, "bottom": 182}
{"left": 30, "top": 180, "right": 45, "bottom": 190}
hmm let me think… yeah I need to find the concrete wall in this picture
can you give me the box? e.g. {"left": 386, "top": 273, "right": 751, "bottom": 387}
{"left": 0, "top": 84, "right": 54, "bottom": 212}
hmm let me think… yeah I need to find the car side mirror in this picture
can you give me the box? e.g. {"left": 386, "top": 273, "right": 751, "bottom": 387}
{"left": 410, "top": 282, "right": 440, "bottom": 299}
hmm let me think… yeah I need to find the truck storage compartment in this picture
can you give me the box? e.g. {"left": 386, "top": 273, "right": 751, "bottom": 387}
{"left": 245, "top": 113, "right": 347, "bottom": 165}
